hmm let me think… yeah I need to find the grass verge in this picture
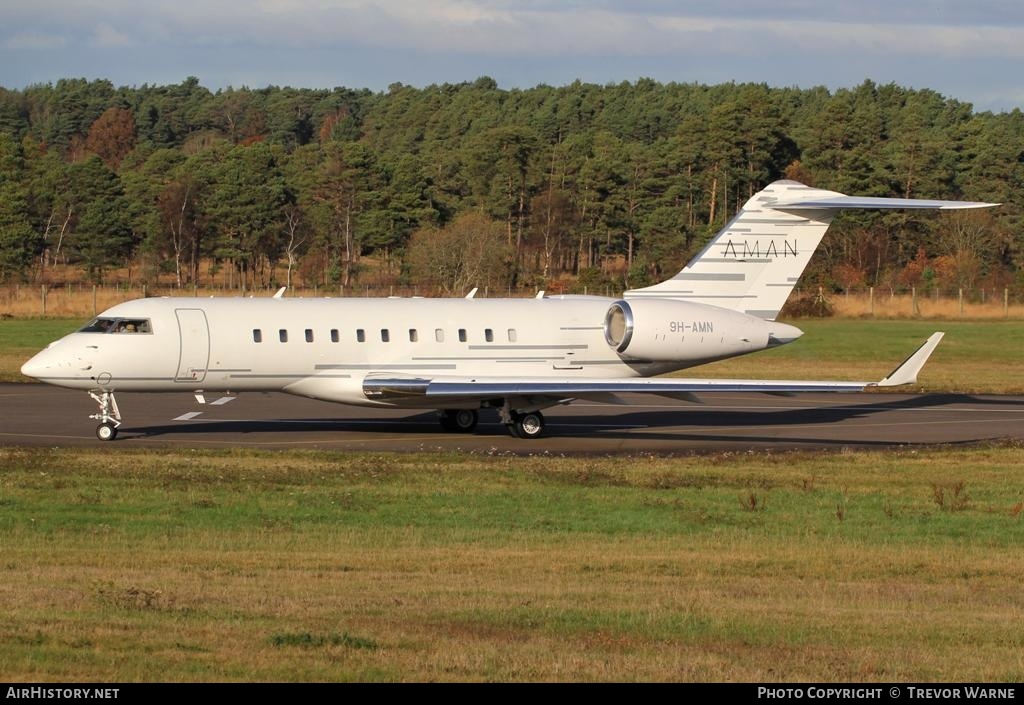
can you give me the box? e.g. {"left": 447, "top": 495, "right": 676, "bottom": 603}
{"left": 2, "top": 445, "right": 1024, "bottom": 681}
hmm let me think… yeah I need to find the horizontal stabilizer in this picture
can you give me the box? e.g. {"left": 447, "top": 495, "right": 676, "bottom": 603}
{"left": 774, "top": 196, "right": 999, "bottom": 211}
{"left": 874, "top": 332, "right": 944, "bottom": 387}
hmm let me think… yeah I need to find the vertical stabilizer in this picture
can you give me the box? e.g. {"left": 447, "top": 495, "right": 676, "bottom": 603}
{"left": 625, "top": 180, "right": 997, "bottom": 320}
{"left": 625, "top": 181, "right": 841, "bottom": 320}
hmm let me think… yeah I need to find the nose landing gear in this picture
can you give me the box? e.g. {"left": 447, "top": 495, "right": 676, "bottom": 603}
{"left": 88, "top": 390, "right": 121, "bottom": 441}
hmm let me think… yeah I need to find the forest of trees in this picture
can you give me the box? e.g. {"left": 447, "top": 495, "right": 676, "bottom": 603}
{"left": 0, "top": 76, "right": 1022, "bottom": 295}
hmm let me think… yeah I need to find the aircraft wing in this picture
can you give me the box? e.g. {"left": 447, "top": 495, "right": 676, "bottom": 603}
{"left": 363, "top": 333, "right": 944, "bottom": 403}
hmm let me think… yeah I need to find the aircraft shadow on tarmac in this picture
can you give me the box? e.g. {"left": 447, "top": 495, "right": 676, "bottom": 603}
{"left": 122, "top": 393, "right": 1019, "bottom": 448}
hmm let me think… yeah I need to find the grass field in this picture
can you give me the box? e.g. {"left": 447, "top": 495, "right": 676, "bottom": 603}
{"left": 2, "top": 445, "right": 1024, "bottom": 681}
{"left": 4, "top": 317, "right": 1022, "bottom": 393}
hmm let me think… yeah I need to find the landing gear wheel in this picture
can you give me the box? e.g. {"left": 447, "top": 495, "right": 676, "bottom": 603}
{"left": 96, "top": 422, "right": 118, "bottom": 441}
{"left": 511, "top": 411, "right": 545, "bottom": 439}
{"left": 439, "top": 409, "right": 479, "bottom": 433}
{"left": 452, "top": 409, "right": 478, "bottom": 433}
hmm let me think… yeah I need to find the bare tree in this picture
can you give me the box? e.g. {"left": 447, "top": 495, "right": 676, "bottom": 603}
{"left": 932, "top": 210, "right": 999, "bottom": 289}
{"left": 406, "top": 212, "right": 512, "bottom": 295}
{"left": 282, "top": 204, "right": 307, "bottom": 290}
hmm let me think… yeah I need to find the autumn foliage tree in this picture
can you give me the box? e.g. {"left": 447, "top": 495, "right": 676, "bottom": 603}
{"left": 85, "top": 107, "right": 136, "bottom": 169}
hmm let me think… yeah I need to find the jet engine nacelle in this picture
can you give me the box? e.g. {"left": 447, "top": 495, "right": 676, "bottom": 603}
{"left": 603, "top": 299, "right": 799, "bottom": 363}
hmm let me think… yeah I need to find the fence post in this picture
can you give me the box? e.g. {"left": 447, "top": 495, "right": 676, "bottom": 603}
{"left": 912, "top": 287, "right": 918, "bottom": 316}
{"left": 41, "top": 284, "right": 46, "bottom": 316}
{"left": 92, "top": 285, "right": 97, "bottom": 316}
{"left": 142, "top": 283, "right": 147, "bottom": 299}
{"left": 958, "top": 288, "right": 964, "bottom": 317}
{"left": 869, "top": 286, "right": 874, "bottom": 317}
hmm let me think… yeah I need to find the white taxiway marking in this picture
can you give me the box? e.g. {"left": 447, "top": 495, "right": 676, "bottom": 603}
{"left": 210, "top": 396, "right": 235, "bottom": 406}
{"left": 173, "top": 411, "right": 203, "bottom": 421}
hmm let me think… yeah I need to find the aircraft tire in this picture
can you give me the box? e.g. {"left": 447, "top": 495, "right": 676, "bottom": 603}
{"left": 96, "top": 422, "right": 118, "bottom": 441}
{"left": 513, "top": 411, "right": 545, "bottom": 439}
{"left": 452, "top": 409, "right": 478, "bottom": 433}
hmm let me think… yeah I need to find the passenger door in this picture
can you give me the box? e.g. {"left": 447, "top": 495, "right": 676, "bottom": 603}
{"left": 174, "top": 308, "right": 210, "bottom": 382}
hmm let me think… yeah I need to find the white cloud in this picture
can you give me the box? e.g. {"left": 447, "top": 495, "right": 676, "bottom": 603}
{"left": 89, "top": 23, "right": 134, "bottom": 48}
{"left": 2, "top": 31, "right": 67, "bottom": 50}
{"left": 1, "top": 1, "right": 1023, "bottom": 110}
{"left": 3, "top": 1, "right": 1024, "bottom": 58}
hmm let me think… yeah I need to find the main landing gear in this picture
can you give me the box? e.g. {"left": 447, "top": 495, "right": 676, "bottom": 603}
{"left": 438, "top": 409, "right": 478, "bottom": 433}
{"left": 498, "top": 402, "right": 547, "bottom": 439}
{"left": 508, "top": 410, "right": 545, "bottom": 439}
{"left": 436, "top": 405, "right": 548, "bottom": 439}
{"left": 89, "top": 390, "right": 121, "bottom": 441}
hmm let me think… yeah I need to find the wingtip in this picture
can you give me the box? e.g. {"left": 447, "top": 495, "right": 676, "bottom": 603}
{"left": 876, "top": 332, "right": 944, "bottom": 387}
{"left": 939, "top": 202, "right": 1001, "bottom": 210}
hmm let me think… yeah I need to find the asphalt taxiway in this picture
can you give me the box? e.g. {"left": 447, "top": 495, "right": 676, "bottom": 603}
{"left": 2, "top": 383, "right": 1023, "bottom": 453}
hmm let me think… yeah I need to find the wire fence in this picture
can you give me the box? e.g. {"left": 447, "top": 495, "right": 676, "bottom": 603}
{"left": 791, "top": 286, "right": 1024, "bottom": 319}
{"left": 2, "top": 283, "right": 1023, "bottom": 319}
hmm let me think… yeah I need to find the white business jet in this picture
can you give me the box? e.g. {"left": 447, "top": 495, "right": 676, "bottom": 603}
{"left": 21, "top": 181, "right": 995, "bottom": 440}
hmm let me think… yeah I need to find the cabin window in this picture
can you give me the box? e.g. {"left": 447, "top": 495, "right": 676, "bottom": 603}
{"left": 435, "top": 328, "right": 444, "bottom": 343}
{"left": 252, "top": 329, "right": 262, "bottom": 343}
{"left": 381, "top": 329, "right": 390, "bottom": 343}
{"left": 458, "top": 329, "right": 467, "bottom": 342}
{"left": 507, "top": 328, "right": 517, "bottom": 342}
{"left": 330, "top": 329, "right": 339, "bottom": 343}
{"left": 305, "top": 329, "right": 314, "bottom": 343}
{"left": 112, "top": 319, "right": 151, "bottom": 334}
{"left": 356, "top": 329, "right": 365, "bottom": 343}
{"left": 409, "top": 329, "right": 418, "bottom": 342}
{"left": 484, "top": 328, "right": 494, "bottom": 342}
{"left": 279, "top": 329, "right": 288, "bottom": 343}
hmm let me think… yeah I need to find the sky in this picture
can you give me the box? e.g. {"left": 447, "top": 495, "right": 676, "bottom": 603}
{"left": 2, "top": 0, "right": 1024, "bottom": 112}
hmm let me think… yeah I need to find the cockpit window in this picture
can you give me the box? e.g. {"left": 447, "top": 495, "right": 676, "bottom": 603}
{"left": 79, "top": 318, "right": 152, "bottom": 334}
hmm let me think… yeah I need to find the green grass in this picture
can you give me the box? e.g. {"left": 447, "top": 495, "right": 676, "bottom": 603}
{"left": 682, "top": 319, "right": 1024, "bottom": 394}
{"left": 2, "top": 445, "right": 1024, "bottom": 681}
{"left": 0, "top": 318, "right": 81, "bottom": 382}
{"left": 3, "top": 317, "right": 1023, "bottom": 392}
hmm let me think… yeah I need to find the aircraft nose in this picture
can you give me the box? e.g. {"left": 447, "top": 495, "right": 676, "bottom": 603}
{"left": 20, "top": 351, "right": 47, "bottom": 379}
{"left": 20, "top": 346, "right": 82, "bottom": 379}
{"left": 767, "top": 322, "right": 803, "bottom": 347}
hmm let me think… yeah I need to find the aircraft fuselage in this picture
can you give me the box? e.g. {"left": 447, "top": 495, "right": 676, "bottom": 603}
{"left": 21, "top": 295, "right": 799, "bottom": 408}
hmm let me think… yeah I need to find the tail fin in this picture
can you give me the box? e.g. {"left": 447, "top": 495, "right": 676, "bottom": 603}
{"left": 625, "top": 180, "right": 997, "bottom": 320}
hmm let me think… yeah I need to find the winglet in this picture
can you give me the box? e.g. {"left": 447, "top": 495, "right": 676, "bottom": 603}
{"left": 273, "top": 287, "right": 287, "bottom": 299}
{"left": 875, "top": 332, "right": 944, "bottom": 387}
{"left": 465, "top": 287, "right": 478, "bottom": 299}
